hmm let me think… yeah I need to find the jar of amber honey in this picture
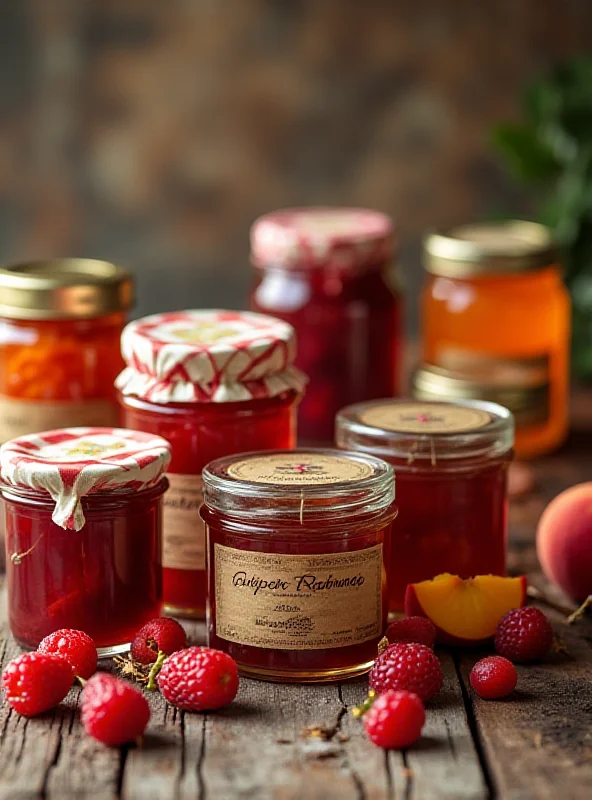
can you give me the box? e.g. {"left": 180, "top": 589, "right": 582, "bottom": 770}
{"left": 117, "top": 310, "right": 306, "bottom": 619}
{"left": 421, "top": 221, "right": 570, "bottom": 458}
{"left": 201, "top": 450, "right": 396, "bottom": 682}
{"left": 251, "top": 208, "right": 402, "bottom": 443}
{"left": 1, "top": 427, "right": 170, "bottom": 654}
{"left": 0, "top": 259, "right": 133, "bottom": 443}
{"left": 336, "top": 399, "right": 513, "bottom": 614}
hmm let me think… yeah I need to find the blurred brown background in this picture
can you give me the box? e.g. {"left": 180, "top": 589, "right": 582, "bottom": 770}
{"left": 1, "top": 0, "right": 591, "bottom": 328}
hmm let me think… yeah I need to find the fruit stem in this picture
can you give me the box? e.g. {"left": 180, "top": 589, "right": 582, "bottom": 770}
{"left": 76, "top": 675, "right": 87, "bottom": 688}
{"left": 146, "top": 651, "right": 167, "bottom": 690}
{"left": 377, "top": 636, "right": 389, "bottom": 656}
{"left": 351, "top": 690, "right": 376, "bottom": 719}
{"left": 566, "top": 596, "right": 592, "bottom": 625}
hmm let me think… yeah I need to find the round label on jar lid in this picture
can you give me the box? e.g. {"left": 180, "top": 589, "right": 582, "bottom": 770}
{"left": 226, "top": 452, "right": 374, "bottom": 485}
{"left": 359, "top": 402, "right": 492, "bottom": 434}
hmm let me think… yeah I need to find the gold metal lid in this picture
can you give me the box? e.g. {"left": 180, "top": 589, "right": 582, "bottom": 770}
{"left": 424, "top": 221, "right": 558, "bottom": 278}
{"left": 412, "top": 364, "right": 549, "bottom": 427}
{"left": 0, "top": 259, "right": 134, "bottom": 320}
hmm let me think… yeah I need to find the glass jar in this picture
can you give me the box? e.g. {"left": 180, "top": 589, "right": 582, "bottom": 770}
{"left": 1, "top": 427, "right": 171, "bottom": 654}
{"left": 421, "top": 221, "right": 570, "bottom": 459}
{"left": 117, "top": 310, "right": 306, "bottom": 619}
{"left": 250, "top": 208, "right": 402, "bottom": 443}
{"left": 336, "top": 400, "right": 514, "bottom": 614}
{"left": 201, "top": 450, "right": 396, "bottom": 683}
{"left": 0, "top": 259, "right": 133, "bottom": 443}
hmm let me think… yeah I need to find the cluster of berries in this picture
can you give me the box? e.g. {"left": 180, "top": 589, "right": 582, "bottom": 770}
{"left": 357, "top": 606, "right": 554, "bottom": 750}
{"left": 1, "top": 618, "right": 239, "bottom": 747}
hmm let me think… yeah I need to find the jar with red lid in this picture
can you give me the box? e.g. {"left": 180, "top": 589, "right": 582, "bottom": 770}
{"left": 1, "top": 427, "right": 170, "bottom": 654}
{"left": 201, "top": 449, "right": 396, "bottom": 682}
{"left": 336, "top": 399, "right": 514, "bottom": 613}
{"left": 117, "top": 310, "right": 306, "bottom": 619}
{"left": 250, "top": 208, "right": 402, "bottom": 443}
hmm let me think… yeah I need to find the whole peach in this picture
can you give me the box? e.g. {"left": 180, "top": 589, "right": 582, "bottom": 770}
{"left": 537, "top": 483, "right": 592, "bottom": 602}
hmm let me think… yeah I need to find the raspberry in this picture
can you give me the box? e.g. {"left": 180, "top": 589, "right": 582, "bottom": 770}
{"left": 494, "top": 607, "right": 554, "bottom": 663}
{"left": 470, "top": 656, "right": 517, "bottom": 699}
{"left": 385, "top": 617, "right": 436, "bottom": 648}
{"left": 157, "top": 647, "right": 239, "bottom": 711}
{"left": 81, "top": 673, "right": 150, "bottom": 746}
{"left": 131, "top": 618, "right": 187, "bottom": 665}
{"left": 369, "top": 643, "right": 443, "bottom": 702}
{"left": 38, "top": 629, "right": 98, "bottom": 680}
{"left": 362, "top": 690, "right": 425, "bottom": 749}
{"left": 2, "top": 653, "right": 74, "bottom": 717}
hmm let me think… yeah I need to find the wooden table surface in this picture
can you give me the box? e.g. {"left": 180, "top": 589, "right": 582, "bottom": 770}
{"left": 1, "top": 396, "right": 592, "bottom": 800}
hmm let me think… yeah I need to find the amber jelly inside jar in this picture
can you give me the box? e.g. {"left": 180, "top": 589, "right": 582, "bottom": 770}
{"left": 336, "top": 399, "right": 514, "bottom": 614}
{"left": 201, "top": 449, "right": 396, "bottom": 683}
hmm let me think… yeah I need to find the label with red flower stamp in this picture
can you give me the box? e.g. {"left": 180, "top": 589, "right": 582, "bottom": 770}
{"left": 359, "top": 402, "right": 491, "bottom": 434}
{"left": 226, "top": 452, "right": 374, "bottom": 485}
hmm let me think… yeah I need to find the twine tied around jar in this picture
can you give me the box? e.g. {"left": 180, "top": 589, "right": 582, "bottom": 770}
{"left": 10, "top": 535, "right": 43, "bottom": 565}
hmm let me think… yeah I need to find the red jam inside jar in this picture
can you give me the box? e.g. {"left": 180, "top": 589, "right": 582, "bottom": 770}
{"left": 336, "top": 400, "right": 514, "bottom": 613}
{"left": 201, "top": 449, "right": 396, "bottom": 682}
{"left": 250, "top": 208, "right": 402, "bottom": 443}
{"left": 116, "top": 310, "right": 306, "bottom": 619}
{"left": 1, "top": 427, "right": 171, "bottom": 654}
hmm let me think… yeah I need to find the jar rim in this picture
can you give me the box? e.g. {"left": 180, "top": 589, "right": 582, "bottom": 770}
{"left": 336, "top": 399, "right": 514, "bottom": 464}
{"left": 0, "top": 259, "right": 134, "bottom": 320}
{"left": 202, "top": 448, "right": 395, "bottom": 519}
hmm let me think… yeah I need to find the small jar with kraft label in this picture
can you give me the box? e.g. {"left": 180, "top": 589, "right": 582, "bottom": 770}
{"left": 201, "top": 449, "right": 396, "bottom": 683}
{"left": 336, "top": 400, "right": 513, "bottom": 614}
{"left": 117, "top": 310, "right": 306, "bottom": 619}
{"left": 421, "top": 221, "right": 570, "bottom": 458}
{"left": 1, "top": 427, "right": 170, "bottom": 654}
{"left": 0, "top": 259, "right": 133, "bottom": 443}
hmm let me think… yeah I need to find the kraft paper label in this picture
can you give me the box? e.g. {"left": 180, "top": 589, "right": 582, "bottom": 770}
{"left": 226, "top": 452, "right": 374, "bottom": 485}
{"left": 360, "top": 402, "right": 491, "bottom": 434}
{"left": 214, "top": 543, "right": 382, "bottom": 650}
{"left": 162, "top": 473, "right": 205, "bottom": 571}
{"left": 0, "top": 396, "right": 120, "bottom": 443}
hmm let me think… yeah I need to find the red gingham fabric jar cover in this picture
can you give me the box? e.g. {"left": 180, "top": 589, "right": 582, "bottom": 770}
{"left": 115, "top": 309, "right": 308, "bottom": 404}
{"left": 0, "top": 427, "right": 171, "bottom": 531}
{"left": 250, "top": 207, "right": 395, "bottom": 272}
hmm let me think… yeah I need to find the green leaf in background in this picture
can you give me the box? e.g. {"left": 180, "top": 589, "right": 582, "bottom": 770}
{"left": 492, "top": 56, "right": 592, "bottom": 380}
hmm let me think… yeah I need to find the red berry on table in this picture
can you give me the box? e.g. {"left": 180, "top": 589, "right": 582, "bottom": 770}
{"left": 81, "top": 673, "right": 150, "bottom": 746}
{"left": 363, "top": 690, "right": 426, "bottom": 749}
{"left": 385, "top": 616, "right": 436, "bottom": 648}
{"left": 494, "top": 607, "right": 554, "bottom": 663}
{"left": 2, "top": 652, "right": 74, "bottom": 717}
{"left": 157, "top": 647, "right": 239, "bottom": 712}
{"left": 369, "top": 643, "right": 443, "bottom": 702}
{"left": 469, "top": 656, "right": 517, "bottom": 700}
{"left": 131, "top": 618, "right": 187, "bottom": 665}
{"left": 38, "top": 629, "right": 98, "bottom": 680}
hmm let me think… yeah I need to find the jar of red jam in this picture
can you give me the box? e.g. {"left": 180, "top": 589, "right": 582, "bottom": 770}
{"left": 1, "top": 427, "right": 171, "bottom": 654}
{"left": 336, "top": 400, "right": 514, "bottom": 613}
{"left": 117, "top": 310, "right": 306, "bottom": 619}
{"left": 250, "top": 208, "right": 402, "bottom": 443}
{"left": 201, "top": 449, "right": 396, "bottom": 682}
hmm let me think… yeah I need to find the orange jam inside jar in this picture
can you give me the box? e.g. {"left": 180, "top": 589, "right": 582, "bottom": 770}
{"left": 201, "top": 450, "right": 396, "bottom": 683}
{"left": 1, "top": 427, "right": 171, "bottom": 654}
{"left": 117, "top": 310, "right": 306, "bottom": 619}
{"left": 421, "top": 222, "right": 570, "bottom": 459}
{"left": 250, "top": 208, "right": 402, "bottom": 444}
{"left": 336, "top": 400, "right": 514, "bottom": 614}
{"left": 0, "top": 259, "right": 133, "bottom": 443}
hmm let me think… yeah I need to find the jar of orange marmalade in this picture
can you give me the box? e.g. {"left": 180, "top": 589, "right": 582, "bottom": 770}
{"left": 421, "top": 221, "right": 570, "bottom": 459}
{"left": 202, "top": 449, "right": 396, "bottom": 682}
{"left": 0, "top": 259, "right": 133, "bottom": 443}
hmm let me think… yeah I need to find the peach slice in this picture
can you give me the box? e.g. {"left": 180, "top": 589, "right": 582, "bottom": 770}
{"left": 404, "top": 573, "right": 527, "bottom": 646}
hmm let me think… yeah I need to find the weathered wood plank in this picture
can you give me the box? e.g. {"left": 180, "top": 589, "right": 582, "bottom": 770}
{"left": 457, "top": 603, "right": 592, "bottom": 800}
{"left": 341, "top": 652, "right": 489, "bottom": 800}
